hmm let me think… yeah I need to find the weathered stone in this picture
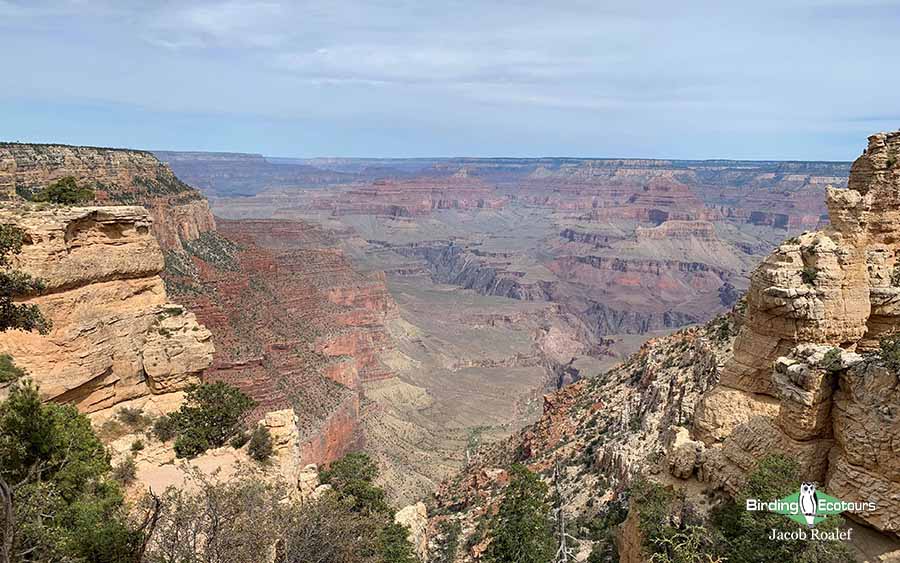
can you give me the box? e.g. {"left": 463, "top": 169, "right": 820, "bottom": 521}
{"left": 0, "top": 144, "right": 216, "bottom": 251}
{"left": 395, "top": 502, "right": 428, "bottom": 562}
{"left": 695, "top": 130, "right": 900, "bottom": 535}
{"left": 668, "top": 426, "right": 704, "bottom": 479}
{"left": 0, "top": 205, "right": 213, "bottom": 413}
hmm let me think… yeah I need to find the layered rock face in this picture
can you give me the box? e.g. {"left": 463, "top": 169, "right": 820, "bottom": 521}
{"left": 0, "top": 144, "right": 215, "bottom": 251}
{"left": 0, "top": 144, "right": 399, "bottom": 474}
{"left": 166, "top": 217, "right": 400, "bottom": 467}
{"left": 694, "top": 131, "right": 900, "bottom": 533}
{"left": 312, "top": 177, "right": 508, "bottom": 217}
{"left": 0, "top": 205, "right": 213, "bottom": 412}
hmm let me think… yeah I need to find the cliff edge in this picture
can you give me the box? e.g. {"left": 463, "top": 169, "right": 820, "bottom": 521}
{"left": 0, "top": 204, "right": 213, "bottom": 414}
{"left": 694, "top": 131, "right": 900, "bottom": 533}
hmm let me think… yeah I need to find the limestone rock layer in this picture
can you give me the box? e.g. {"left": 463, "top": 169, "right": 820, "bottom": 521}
{"left": 0, "top": 205, "right": 213, "bottom": 413}
{"left": 0, "top": 143, "right": 215, "bottom": 251}
{"left": 694, "top": 131, "right": 900, "bottom": 534}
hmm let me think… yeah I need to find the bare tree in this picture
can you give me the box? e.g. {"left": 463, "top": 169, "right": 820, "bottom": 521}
{"left": 553, "top": 462, "right": 577, "bottom": 563}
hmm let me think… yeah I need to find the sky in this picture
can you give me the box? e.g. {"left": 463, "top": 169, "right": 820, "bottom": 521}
{"left": 1, "top": 0, "right": 899, "bottom": 160}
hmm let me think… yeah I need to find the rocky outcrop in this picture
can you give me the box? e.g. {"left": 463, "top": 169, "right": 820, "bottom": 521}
{"left": 0, "top": 144, "right": 215, "bottom": 251}
{"left": 694, "top": 131, "right": 900, "bottom": 534}
{"left": 0, "top": 205, "right": 213, "bottom": 412}
{"left": 395, "top": 502, "right": 429, "bottom": 561}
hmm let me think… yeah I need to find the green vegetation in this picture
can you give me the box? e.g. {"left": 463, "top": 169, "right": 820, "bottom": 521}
{"left": 112, "top": 455, "right": 137, "bottom": 485}
{"left": 247, "top": 425, "right": 273, "bottom": 462}
{"left": 183, "top": 232, "right": 241, "bottom": 271}
{"left": 625, "top": 457, "right": 854, "bottom": 562}
{"left": 628, "top": 479, "right": 719, "bottom": 561}
{"left": 580, "top": 498, "right": 628, "bottom": 562}
{"left": 319, "top": 452, "right": 390, "bottom": 515}
{"left": 0, "top": 381, "right": 145, "bottom": 561}
{"left": 879, "top": 334, "right": 900, "bottom": 375}
{"left": 31, "top": 176, "right": 95, "bottom": 205}
{"left": 575, "top": 456, "right": 852, "bottom": 563}
{"left": 117, "top": 406, "right": 151, "bottom": 430}
{"left": 229, "top": 430, "right": 250, "bottom": 449}
{"left": 801, "top": 266, "right": 818, "bottom": 285}
{"left": 0, "top": 354, "right": 25, "bottom": 384}
{"left": 706, "top": 315, "right": 735, "bottom": 343}
{"left": 648, "top": 525, "right": 725, "bottom": 563}
{"left": 170, "top": 382, "right": 255, "bottom": 458}
{"left": 821, "top": 347, "right": 844, "bottom": 373}
{"left": 433, "top": 519, "right": 462, "bottom": 563}
{"left": 887, "top": 150, "right": 898, "bottom": 169}
{"left": 0, "top": 224, "right": 51, "bottom": 334}
{"left": 482, "top": 464, "right": 555, "bottom": 563}
{"left": 377, "top": 522, "right": 418, "bottom": 563}
{"left": 130, "top": 439, "right": 145, "bottom": 452}
{"left": 132, "top": 171, "right": 192, "bottom": 196}
{"left": 151, "top": 414, "right": 176, "bottom": 442}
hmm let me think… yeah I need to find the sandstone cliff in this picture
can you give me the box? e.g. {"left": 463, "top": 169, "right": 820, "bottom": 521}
{"left": 0, "top": 204, "right": 213, "bottom": 413}
{"left": 0, "top": 143, "right": 215, "bottom": 251}
{"left": 693, "top": 131, "right": 900, "bottom": 533}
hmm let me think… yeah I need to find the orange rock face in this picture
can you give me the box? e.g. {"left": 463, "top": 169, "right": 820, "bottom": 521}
{"left": 0, "top": 205, "right": 213, "bottom": 413}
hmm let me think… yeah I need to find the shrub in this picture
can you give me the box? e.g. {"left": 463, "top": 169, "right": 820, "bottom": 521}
{"left": 151, "top": 414, "right": 176, "bottom": 442}
{"left": 482, "top": 464, "right": 555, "bottom": 563}
{"left": 117, "top": 406, "right": 150, "bottom": 429}
{"left": 0, "top": 224, "right": 51, "bottom": 334}
{"left": 821, "top": 347, "right": 843, "bottom": 373}
{"left": 173, "top": 430, "right": 211, "bottom": 459}
{"left": 648, "top": 525, "right": 726, "bottom": 563}
{"left": 880, "top": 334, "right": 900, "bottom": 375}
{"left": 230, "top": 430, "right": 250, "bottom": 449}
{"left": 97, "top": 418, "right": 127, "bottom": 442}
{"left": 801, "top": 266, "right": 818, "bottom": 284}
{"left": 579, "top": 497, "right": 629, "bottom": 562}
{"left": 320, "top": 452, "right": 390, "bottom": 515}
{"left": 0, "top": 380, "right": 142, "bottom": 560}
{"left": 130, "top": 439, "right": 144, "bottom": 452}
{"left": 32, "top": 176, "right": 95, "bottom": 205}
{"left": 248, "top": 426, "right": 273, "bottom": 462}
{"left": 378, "top": 522, "right": 418, "bottom": 563}
{"left": 0, "top": 353, "right": 26, "bottom": 383}
{"left": 170, "top": 382, "right": 255, "bottom": 458}
{"left": 320, "top": 451, "right": 379, "bottom": 485}
{"left": 112, "top": 455, "right": 137, "bottom": 484}
{"left": 891, "top": 265, "right": 900, "bottom": 287}
{"left": 712, "top": 454, "right": 853, "bottom": 563}
{"left": 433, "top": 519, "right": 462, "bottom": 563}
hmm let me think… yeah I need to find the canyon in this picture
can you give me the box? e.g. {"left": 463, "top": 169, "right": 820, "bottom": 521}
{"left": 4, "top": 136, "right": 891, "bottom": 560}
{"left": 155, "top": 150, "right": 851, "bottom": 504}
{"left": 425, "top": 131, "right": 900, "bottom": 561}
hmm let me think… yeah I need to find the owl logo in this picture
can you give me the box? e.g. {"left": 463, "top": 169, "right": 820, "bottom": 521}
{"left": 799, "top": 482, "right": 819, "bottom": 528}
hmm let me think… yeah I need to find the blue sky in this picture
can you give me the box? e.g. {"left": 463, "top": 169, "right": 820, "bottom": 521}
{"left": 1, "top": 0, "right": 898, "bottom": 159}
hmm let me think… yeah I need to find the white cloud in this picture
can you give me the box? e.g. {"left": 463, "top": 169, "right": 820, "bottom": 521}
{"left": 145, "top": 1, "right": 287, "bottom": 48}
